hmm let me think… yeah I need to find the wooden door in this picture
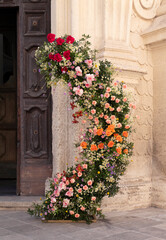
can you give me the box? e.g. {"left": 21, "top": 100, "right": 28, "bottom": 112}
{"left": 18, "top": 0, "right": 52, "bottom": 195}
{"left": 0, "top": 0, "right": 52, "bottom": 196}
{"left": 0, "top": 9, "right": 17, "bottom": 180}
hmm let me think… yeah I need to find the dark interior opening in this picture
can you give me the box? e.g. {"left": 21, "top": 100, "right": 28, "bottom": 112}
{"left": 0, "top": 8, "right": 17, "bottom": 196}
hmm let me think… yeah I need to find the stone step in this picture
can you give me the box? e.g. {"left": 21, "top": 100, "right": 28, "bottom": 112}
{"left": 0, "top": 196, "right": 44, "bottom": 210}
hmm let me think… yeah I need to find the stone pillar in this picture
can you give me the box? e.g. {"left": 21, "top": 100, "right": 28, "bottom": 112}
{"left": 142, "top": 1, "right": 166, "bottom": 209}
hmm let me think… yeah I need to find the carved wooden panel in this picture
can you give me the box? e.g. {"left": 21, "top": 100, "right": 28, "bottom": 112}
{"left": 0, "top": 92, "right": 16, "bottom": 126}
{"left": 24, "top": 10, "right": 46, "bottom": 36}
{"left": 0, "top": 133, "right": 6, "bottom": 158}
{"left": 0, "top": 96, "right": 5, "bottom": 122}
{"left": 24, "top": 105, "right": 48, "bottom": 159}
{"left": 24, "top": 45, "right": 46, "bottom": 97}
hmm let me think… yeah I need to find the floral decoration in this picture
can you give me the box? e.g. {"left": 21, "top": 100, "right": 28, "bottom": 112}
{"left": 28, "top": 34, "right": 135, "bottom": 224}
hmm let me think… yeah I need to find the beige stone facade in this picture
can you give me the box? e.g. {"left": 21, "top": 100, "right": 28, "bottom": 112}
{"left": 50, "top": 0, "right": 166, "bottom": 211}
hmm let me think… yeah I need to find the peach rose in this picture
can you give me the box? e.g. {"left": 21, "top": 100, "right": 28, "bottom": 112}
{"left": 123, "top": 149, "right": 128, "bottom": 154}
{"left": 89, "top": 115, "right": 93, "bottom": 120}
{"left": 116, "top": 147, "right": 122, "bottom": 154}
{"left": 125, "top": 114, "right": 129, "bottom": 119}
{"left": 91, "top": 109, "right": 96, "bottom": 115}
{"left": 111, "top": 96, "right": 115, "bottom": 101}
{"left": 90, "top": 144, "right": 98, "bottom": 151}
{"left": 99, "top": 113, "right": 104, "bottom": 118}
{"left": 105, "top": 103, "right": 110, "bottom": 108}
{"left": 110, "top": 115, "right": 115, "bottom": 120}
{"left": 106, "top": 87, "right": 111, "bottom": 92}
{"left": 83, "top": 185, "right": 88, "bottom": 191}
{"left": 78, "top": 172, "right": 82, "bottom": 177}
{"left": 123, "top": 97, "right": 127, "bottom": 102}
{"left": 116, "top": 99, "right": 120, "bottom": 103}
{"left": 104, "top": 93, "right": 110, "bottom": 98}
{"left": 98, "top": 143, "right": 104, "bottom": 149}
{"left": 122, "top": 131, "right": 128, "bottom": 137}
{"left": 70, "top": 178, "right": 75, "bottom": 184}
{"left": 78, "top": 188, "right": 82, "bottom": 193}
{"left": 92, "top": 101, "right": 97, "bottom": 106}
{"left": 104, "top": 115, "right": 108, "bottom": 120}
{"left": 117, "top": 107, "right": 121, "bottom": 112}
{"left": 80, "top": 206, "right": 85, "bottom": 211}
{"left": 91, "top": 196, "right": 96, "bottom": 201}
{"left": 108, "top": 141, "right": 114, "bottom": 148}
{"left": 70, "top": 210, "right": 74, "bottom": 215}
{"left": 97, "top": 128, "right": 103, "bottom": 136}
{"left": 75, "top": 213, "right": 80, "bottom": 218}
{"left": 83, "top": 164, "right": 88, "bottom": 169}
{"left": 80, "top": 141, "right": 87, "bottom": 149}
{"left": 87, "top": 180, "right": 93, "bottom": 186}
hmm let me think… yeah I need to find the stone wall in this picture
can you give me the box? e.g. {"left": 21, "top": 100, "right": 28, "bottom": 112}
{"left": 50, "top": 0, "right": 164, "bottom": 211}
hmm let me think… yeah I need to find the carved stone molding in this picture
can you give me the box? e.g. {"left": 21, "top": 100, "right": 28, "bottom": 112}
{"left": 134, "top": 0, "right": 162, "bottom": 19}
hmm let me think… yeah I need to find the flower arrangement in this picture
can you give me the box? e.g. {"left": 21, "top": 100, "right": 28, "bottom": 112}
{"left": 28, "top": 34, "right": 135, "bottom": 224}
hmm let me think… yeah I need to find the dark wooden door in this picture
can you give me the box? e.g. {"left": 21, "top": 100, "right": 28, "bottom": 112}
{"left": 0, "top": 10, "right": 17, "bottom": 180}
{"left": 0, "top": 0, "right": 52, "bottom": 196}
{"left": 18, "top": 0, "right": 52, "bottom": 195}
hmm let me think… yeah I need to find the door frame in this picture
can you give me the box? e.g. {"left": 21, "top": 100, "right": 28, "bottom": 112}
{"left": 0, "top": 0, "right": 52, "bottom": 195}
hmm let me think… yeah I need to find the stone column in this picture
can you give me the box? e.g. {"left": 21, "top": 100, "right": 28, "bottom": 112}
{"left": 142, "top": 1, "right": 166, "bottom": 209}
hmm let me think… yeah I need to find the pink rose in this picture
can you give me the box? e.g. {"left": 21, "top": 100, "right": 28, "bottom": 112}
{"left": 111, "top": 96, "right": 115, "bottom": 101}
{"left": 63, "top": 198, "right": 70, "bottom": 208}
{"left": 80, "top": 206, "right": 85, "bottom": 211}
{"left": 91, "top": 109, "right": 96, "bottom": 115}
{"left": 65, "top": 190, "right": 73, "bottom": 197}
{"left": 83, "top": 185, "right": 88, "bottom": 191}
{"left": 104, "top": 93, "right": 110, "bottom": 98}
{"left": 75, "top": 66, "right": 82, "bottom": 76}
{"left": 109, "top": 107, "right": 114, "bottom": 111}
{"left": 62, "top": 176, "right": 66, "bottom": 182}
{"left": 83, "top": 164, "right": 88, "bottom": 169}
{"left": 99, "top": 113, "right": 104, "bottom": 118}
{"left": 85, "top": 59, "right": 93, "bottom": 68}
{"left": 73, "top": 87, "right": 83, "bottom": 96}
{"left": 116, "top": 99, "right": 120, "bottom": 103}
{"left": 89, "top": 129, "right": 93, "bottom": 133}
{"left": 75, "top": 213, "right": 80, "bottom": 218}
{"left": 70, "top": 210, "right": 74, "bottom": 215}
{"left": 104, "top": 115, "right": 108, "bottom": 120}
{"left": 51, "top": 197, "right": 56, "bottom": 203}
{"left": 123, "top": 84, "right": 127, "bottom": 89}
{"left": 88, "top": 115, "right": 93, "bottom": 120}
{"left": 106, "top": 119, "right": 111, "bottom": 124}
{"left": 106, "top": 87, "right": 111, "bottom": 92}
{"left": 105, "top": 103, "right": 110, "bottom": 109}
{"left": 56, "top": 37, "right": 65, "bottom": 45}
{"left": 123, "top": 97, "right": 127, "bottom": 102}
{"left": 92, "top": 101, "right": 97, "bottom": 106}
{"left": 114, "top": 82, "right": 118, "bottom": 86}
{"left": 78, "top": 188, "right": 82, "bottom": 193}
{"left": 125, "top": 114, "right": 129, "bottom": 119}
{"left": 87, "top": 180, "right": 93, "bottom": 186}
{"left": 54, "top": 178, "right": 58, "bottom": 183}
{"left": 70, "top": 178, "right": 75, "bottom": 184}
{"left": 117, "top": 107, "right": 121, "bottom": 112}
{"left": 69, "top": 187, "right": 73, "bottom": 192}
{"left": 97, "top": 207, "right": 101, "bottom": 211}
{"left": 78, "top": 172, "right": 82, "bottom": 177}
{"left": 125, "top": 125, "right": 130, "bottom": 129}
{"left": 91, "top": 196, "right": 96, "bottom": 201}
{"left": 111, "top": 115, "right": 115, "bottom": 120}
{"left": 59, "top": 182, "right": 66, "bottom": 191}
{"left": 117, "top": 123, "right": 122, "bottom": 128}
{"left": 57, "top": 173, "right": 61, "bottom": 179}
{"left": 54, "top": 189, "right": 60, "bottom": 197}
{"left": 47, "top": 33, "right": 55, "bottom": 42}
{"left": 66, "top": 180, "right": 69, "bottom": 185}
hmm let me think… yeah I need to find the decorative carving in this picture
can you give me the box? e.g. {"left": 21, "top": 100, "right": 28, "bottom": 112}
{"left": 134, "top": 0, "right": 161, "bottom": 19}
{"left": 24, "top": 45, "right": 47, "bottom": 97}
{"left": 24, "top": 11, "right": 46, "bottom": 36}
{"left": 0, "top": 96, "right": 6, "bottom": 122}
{"left": 24, "top": 106, "right": 48, "bottom": 158}
{"left": 0, "top": 133, "right": 6, "bottom": 158}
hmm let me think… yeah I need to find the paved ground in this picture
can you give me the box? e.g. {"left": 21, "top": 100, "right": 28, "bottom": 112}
{"left": 0, "top": 207, "right": 166, "bottom": 240}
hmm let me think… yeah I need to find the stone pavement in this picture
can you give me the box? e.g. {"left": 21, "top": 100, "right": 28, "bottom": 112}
{"left": 0, "top": 207, "right": 166, "bottom": 240}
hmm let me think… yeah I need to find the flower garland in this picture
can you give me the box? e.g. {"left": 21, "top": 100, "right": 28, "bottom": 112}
{"left": 28, "top": 34, "right": 135, "bottom": 224}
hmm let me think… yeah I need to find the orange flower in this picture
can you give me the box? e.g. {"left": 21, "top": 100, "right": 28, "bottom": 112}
{"left": 107, "top": 124, "right": 115, "bottom": 132}
{"left": 108, "top": 141, "right": 114, "bottom": 148}
{"left": 116, "top": 135, "right": 123, "bottom": 143}
{"left": 116, "top": 147, "right": 122, "bottom": 154}
{"left": 122, "top": 131, "right": 128, "bottom": 138}
{"left": 80, "top": 142, "right": 87, "bottom": 149}
{"left": 90, "top": 144, "right": 98, "bottom": 151}
{"left": 98, "top": 143, "right": 104, "bottom": 149}
{"left": 97, "top": 128, "right": 103, "bottom": 136}
{"left": 123, "top": 149, "right": 128, "bottom": 154}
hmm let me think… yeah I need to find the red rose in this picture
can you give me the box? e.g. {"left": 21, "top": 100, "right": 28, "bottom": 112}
{"left": 63, "top": 50, "right": 70, "bottom": 60}
{"left": 61, "top": 67, "right": 68, "bottom": 73}
{"left": 56, "top": 38, "right": 65, "bottom": 45}
{"left": 54, "top": 53, "right": 62, "bottom": 62}
{"left": 49, "top": 53, "right": 54, "bottom": 60}
{"left": 66, "top": 35, "right": 75, "bottom": 44}
{"left": 47, "top": 33, "right": 55, "bottom": 43}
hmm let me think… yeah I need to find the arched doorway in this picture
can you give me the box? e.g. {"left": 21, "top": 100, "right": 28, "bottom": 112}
{"left": 0, "top": 0, "right": 52, "bottom": 196}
